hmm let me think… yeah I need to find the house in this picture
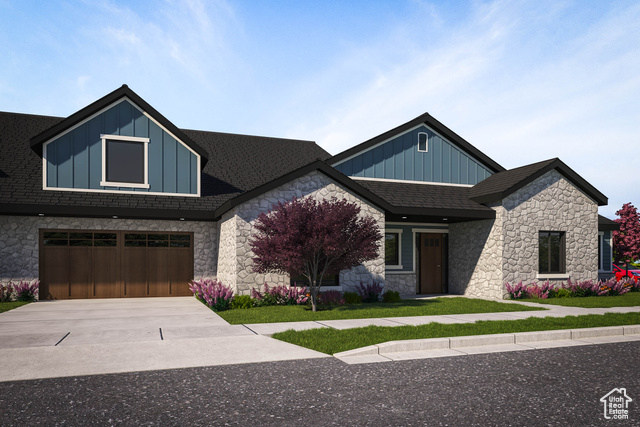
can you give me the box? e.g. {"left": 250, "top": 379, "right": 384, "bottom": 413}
{"left": 0, "top": 85, "right": 617, "bottom": 299}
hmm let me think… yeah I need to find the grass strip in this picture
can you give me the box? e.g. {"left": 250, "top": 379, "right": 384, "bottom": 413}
{"left": 0, "top": 301, "right": 29, "bottom": 313}
{"left": 217, "top": 297, "right": 543, "bottom": 324}
{"left": 520, "top": 292, "right": 640, "bottom": 308}
{"left": 272, "top": 312, "right": 640, "bottom": 354}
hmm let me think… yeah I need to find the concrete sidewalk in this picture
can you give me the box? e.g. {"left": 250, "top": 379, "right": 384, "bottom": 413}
{"left": 243, "top": 299, "right": 640, "bottom": 335}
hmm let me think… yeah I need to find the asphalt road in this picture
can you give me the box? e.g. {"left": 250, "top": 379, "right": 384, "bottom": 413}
{"left": 1, "top": 341, "right": 639, "bottom": 426}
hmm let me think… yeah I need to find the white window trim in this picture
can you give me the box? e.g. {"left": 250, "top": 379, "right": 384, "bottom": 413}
{"left": 351, "top": 177, "right": 474, "bottom": 188}
{"left": 385, "top": 229, "right": 403, "bottom": 269}
{"left": 598, "top": 232, "right": 613, "bottom": 272}
{"left": 100, "top": 134, "right": 150, "bottom": 189}
{"left": 417, "top": 132, "right": 428, "bottom": 152}
{"left": 536, "top": 273, "right": 570, "bottom": 280}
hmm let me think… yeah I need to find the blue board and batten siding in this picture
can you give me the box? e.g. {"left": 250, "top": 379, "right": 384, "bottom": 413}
{"left": 386, "top": 224, "right": 447, "bottom": 272}
{"left": 334, "top": 126, "right": 492, "bottom": 185}
{"left": 45, "top": 100, "right": 198, "bottom": 195}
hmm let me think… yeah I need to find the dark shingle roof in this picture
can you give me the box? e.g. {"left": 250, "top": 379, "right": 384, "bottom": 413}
{"left": 0, "top": 111, "right": 330, "bottom": 220}
{"left": 356, "top": 180, "right": 495, "bottom": 222}
{"left": 598, "top": 215, "right": 619, "bottom": 231}
{"left": 469, "top": 158, "right": 608, "bottom": 206}
{"left": 329, "top": 112, "right": 506, "bottom": 174}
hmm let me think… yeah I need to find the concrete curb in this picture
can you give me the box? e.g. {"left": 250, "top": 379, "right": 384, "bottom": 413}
{"left": 333, "top": 324, "right": 640, "bottom": 359}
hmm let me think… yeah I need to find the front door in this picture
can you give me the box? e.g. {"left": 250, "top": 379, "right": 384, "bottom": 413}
{"left": 419, "top": 233, "right": 444, "bottom": 294}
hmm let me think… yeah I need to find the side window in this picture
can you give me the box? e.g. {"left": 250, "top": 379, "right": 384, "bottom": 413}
{"left": 539, "top": 231, "right": 566, "bottom": 274}
{"left": 418, "top": 132, "right": 428, "bottom": 152}
{"left": 101, "top": 135, "right": 150, "bottom": 188}
{"left": 385, "top": 230, "right": 402, "bottom": 268}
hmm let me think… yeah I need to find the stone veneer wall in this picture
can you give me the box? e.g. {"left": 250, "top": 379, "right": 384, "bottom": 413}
{"left": 448, "top": 170, "right": 598, "bottom": 299}
{"left": 385, "top": 273, "right": 417, "bottom": 295}
{"left": 449, "top": 216, "right": 503, "bottom": 298}
{"left": 501, "top": 170, "right": 598, "bottom": 286}
{"left": 0, "top": 216, "right": 218, "bottom": 285}
{"left": 216, "top": 170, "right": 386, "bottom": 295}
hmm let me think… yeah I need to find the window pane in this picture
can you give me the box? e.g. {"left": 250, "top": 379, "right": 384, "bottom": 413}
{"left": 418, "top": 133, "right": 428, "bottom": 151}
{"left": 106, "top": 140, "right": 144, "bottom": 184}
{"left": 125, "top": 233, "right": 146, "bottom": 240}
{"left": 94, "top": 233, "right": 117, "bottom": 240}
{"left": 148, "top": 240, "right": 169, "bottom": 247}
{"left": 69, "top": 232, "right": 92, "bottom": 239}
{"left": 539, "top": 233, "right": 549, "bottom": 273}
{"left": 170, "top": 241, "right": 191, "bottom": 248}
{"left": 70, "top": 239, "right": 92, "bottom": 246}
{"left": 171, "top": 234, "right": 190, "bottom": 241}
{"left": 385, "top": 233, "right": 399, "bottom": 265}
{"left": 598, "top": 235, "right": 602, "bottom": 270}
{"left": 125, "top": 240, "right": 146, "bottom": 247}
{"left": 148, "top": 234, "right": 168, "bottom": 241}
{"left": 43, "top": 239, "right": 68, "bottom": 246}
{"left": 44, "top": 232, "right": 68, "bottom": 239}
{"left": 94, "top": 239, "right": 117, "bottom": 247}
{"left": 550, "top": 233, "right": 561, "bottom": 272}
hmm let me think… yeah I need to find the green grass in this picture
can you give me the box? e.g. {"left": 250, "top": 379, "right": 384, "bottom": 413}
{"left": 272, "top": 312, "right": 640, "bottom": 354}
{"left": 0, "top": 301, "right": 29, "bottom": 313}
{"left": 520, "top": 292, "right": 640, "bottom": 308}
{"left": 216, "top": 297, "right": 544, "bottom": 324}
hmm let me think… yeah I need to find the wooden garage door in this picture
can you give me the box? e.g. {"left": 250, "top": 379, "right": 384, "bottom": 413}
{"left": 39, "top": 230, "right": 194, "bottom": 299}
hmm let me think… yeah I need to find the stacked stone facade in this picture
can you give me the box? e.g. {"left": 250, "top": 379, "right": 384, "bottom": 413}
{"left": 216, "top": 170, "right": 386, "bottom": 295}
{"left": 449, "top": 170, "right": 598, "bottom": 298}
{"left": 0, "top": 216, "right": 218, "bottom": 285}
{"left": 385, "top": 273, "right": 417, "bottom": 295}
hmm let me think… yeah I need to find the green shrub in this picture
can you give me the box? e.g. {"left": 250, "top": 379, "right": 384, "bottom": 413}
{"left": 382, "top": 290, "right": 402, "bottom": 303}
{"left": 231, "top": 294, "right": 254, "bottom": 309}
{"left": 343, "top": 291, "right": 361, "bottom": 304}
{"left": 555, "top": 288, "right": 571, "bottom": 298}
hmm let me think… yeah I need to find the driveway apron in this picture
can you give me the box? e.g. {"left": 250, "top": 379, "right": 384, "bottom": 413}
{"left": 0, "top": 298, "right": 327, "bottom": 382}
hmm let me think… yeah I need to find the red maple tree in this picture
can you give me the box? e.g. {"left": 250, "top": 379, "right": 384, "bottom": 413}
{"left": 250, "top": 197, "right": 382, "bottom": 311}
{"left": 613, "top": 202, "right": 640, "bottom": 274}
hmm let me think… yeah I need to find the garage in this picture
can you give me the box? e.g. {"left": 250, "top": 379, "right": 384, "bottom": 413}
{"left": 39, "top": 230, "right": 194, "bottom": 299}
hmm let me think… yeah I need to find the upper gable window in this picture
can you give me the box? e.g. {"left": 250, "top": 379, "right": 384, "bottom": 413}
{"left": 418, "top": 132, "right": 428, "bottom": 152}
{"left": 100, "top": 135, "right": 150, "bottom": 188}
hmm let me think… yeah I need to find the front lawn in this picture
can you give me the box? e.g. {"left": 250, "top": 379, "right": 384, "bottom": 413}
{"left": 216, "top": 297, "right": 544, "bottom": 324}
{"left": 520, "top": 292, "right": 640, "bottom": 308}
{"left": 272, "top": 312, "right": 640, "bottom": 354}
{"left": 0, "top": 301, "right": 29, "bottom": 313}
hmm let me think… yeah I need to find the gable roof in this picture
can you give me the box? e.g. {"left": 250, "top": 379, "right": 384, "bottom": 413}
{"left": 29, "top": 84, "right": 210, "bottom": 167}
{"left": 329, "top": 112, "right": 506, "bottom": 174}
{"left": 469, "top": 158, "right": 608, "bottom": 206}
{"left": 0, "top": 111, "right": 330, "bottom": 220}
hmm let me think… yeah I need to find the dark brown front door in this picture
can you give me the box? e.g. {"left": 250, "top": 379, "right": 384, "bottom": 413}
{"left": 419, "top": 233, "right": 443, "bottom": 294}
{"left": 40, "top": 230, "right": 194, "bottom": 299}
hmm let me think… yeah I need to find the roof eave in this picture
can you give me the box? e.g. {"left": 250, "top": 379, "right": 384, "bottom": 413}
{"left": 0, "top": 203, "right": 215, "bottom": 221}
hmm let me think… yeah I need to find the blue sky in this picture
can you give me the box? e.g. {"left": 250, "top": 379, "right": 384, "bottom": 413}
{"left": 1, "top": 0, "right": 639, "bottom": 218}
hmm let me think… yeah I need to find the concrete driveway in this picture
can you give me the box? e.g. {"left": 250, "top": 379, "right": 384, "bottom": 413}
{"left": 0, "top": 298, "right": 327, "bottom": 382}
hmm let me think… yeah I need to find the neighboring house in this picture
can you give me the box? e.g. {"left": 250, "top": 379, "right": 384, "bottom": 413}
{"left": 0, "top": 85, "right": 617, "bottom": 299}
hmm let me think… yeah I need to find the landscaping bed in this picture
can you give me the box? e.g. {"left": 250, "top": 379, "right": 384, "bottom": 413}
{"left": 216, "top": 297, "right": 543, "bottom": 324}
{"left": 521, "top": 292, "right": 640, "bottom": 308}
{"left": 272, "top": 312, "right": 640, "bottom": 354}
